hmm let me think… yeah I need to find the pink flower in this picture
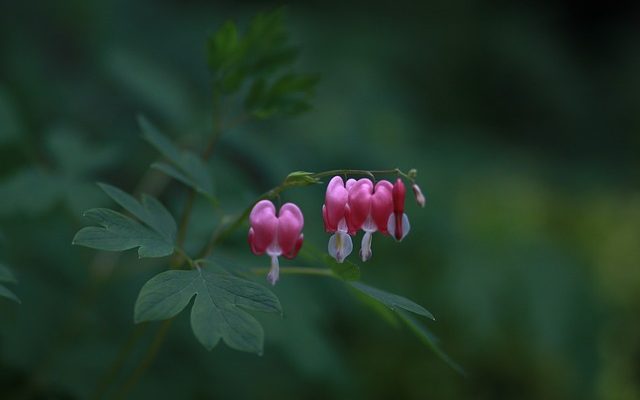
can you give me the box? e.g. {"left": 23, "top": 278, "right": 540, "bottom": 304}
{"left": 322, "top": 176, "right": 353, "bottom": 262}
{"left": 412, "top": 183, "right": 426, "bottom": 208}
{"left": 346, "top": 178, "right": 394, "bottom": 262}
{"left": 249, "top": 200, "right": 304, "bottom": 285}
{"left": 387, "top": 178, "right": 411, "bottom": 241}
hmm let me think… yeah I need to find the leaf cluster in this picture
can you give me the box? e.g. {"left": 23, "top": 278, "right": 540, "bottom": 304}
{"left": 207, "top": 9, "right": 319, "bottom": 119}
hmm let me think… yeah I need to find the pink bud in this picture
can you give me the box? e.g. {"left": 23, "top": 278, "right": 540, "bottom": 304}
{"left": 248, "top": 200, "right": 304, "bottom": 285}
{"left": 412, "top": 183, "right": 426, "bottom": 207}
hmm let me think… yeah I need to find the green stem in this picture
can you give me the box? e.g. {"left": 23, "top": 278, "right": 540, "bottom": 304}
{"left": 251, "top": 266, "right": 336, "bottom": 278}
{"left": 90, "top": 324, "right": 148, "bottom": 400}
{"left": 112, "top": 89, "right": 227, "bottom": 397}
{"left": 113, "top": 320, "right": 173, "bottom": 399}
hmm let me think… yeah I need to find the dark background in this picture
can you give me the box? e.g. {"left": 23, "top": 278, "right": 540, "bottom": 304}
{"left": 1, "top": 0, "right": 639, "bottom": 398}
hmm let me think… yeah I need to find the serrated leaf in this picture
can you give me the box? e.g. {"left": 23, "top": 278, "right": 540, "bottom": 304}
{"left": 349, "top": 281, "right": 435, "bottom": 320}
{"left": 135, "top": 268, "right": 282, "bottom": 354}
{"left": 97, "top": 183, "right": 176, "bottom": 243}
{"left": 244, "top": 73, "right": 319, "bottom": 119}
{"left": 73, "top": 208, "right": 174, "bottom": 258}
{"left": 0, "top": 284, "right": 20, "bottom": 303}
{"left": 0, "top": 263, "right": 17, "bottom": 283}
{"left": 397, "top": 310, "right": 465, "bottom": 375}
{"left": 139, "top": 116, "right": 214, "bottom": 198}
{"left": 206, "top": 8, "right": 318, "bottom": 115}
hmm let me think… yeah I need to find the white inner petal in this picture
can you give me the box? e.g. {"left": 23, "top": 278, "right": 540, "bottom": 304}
{"left": 360, "top": 231, "right": 373, "bottom": 262}
{"left": 328, "top": 231, "right": 353, "bottom": 263}
{"left": 400, "top": 213, "right": 411, "bottom": 241}
{"left": 267, "top": 254, "right": 280, "bottom": 285}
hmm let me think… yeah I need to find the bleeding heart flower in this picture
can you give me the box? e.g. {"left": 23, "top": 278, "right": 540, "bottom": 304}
{"left": 322, "top": 176, "right": 353, "bottom": 262}
{"left": 249, "top": 200, "right": 304, "bottom": 285}
{"left": 346, "top": 178, "right": 394, "bottom": 262}
{"left": 387, "top": 178, "right": 411, "bottom": 241}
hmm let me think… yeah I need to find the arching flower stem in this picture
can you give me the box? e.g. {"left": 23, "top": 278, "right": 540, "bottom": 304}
{"left": 198, "top": 168, "right": 419, "bottom": 259}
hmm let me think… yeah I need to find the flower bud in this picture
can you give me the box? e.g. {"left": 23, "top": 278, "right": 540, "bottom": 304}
{"left": 412, "top": 184, "right": 426, "bottom": 207}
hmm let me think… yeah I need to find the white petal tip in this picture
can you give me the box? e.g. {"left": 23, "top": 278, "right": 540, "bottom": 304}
{"left": 328, "top": 232, "right": 353, "bottom": 263}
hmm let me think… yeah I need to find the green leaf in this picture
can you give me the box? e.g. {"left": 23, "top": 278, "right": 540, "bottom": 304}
{"left": 206, "top": 8, "right": 319, "bottom": 114}
{"left": 72, "top": 184, "right": 177, "bottom": 258}
{"left": 352, "top": 288, "right": 400, "bottom": 326}
{"left": 97, "top": 183, "right": 176, "bottom": 243}
{"left": 282, "top": 171, "right": 321, "bottom": 187}
{"left": 0, "top": 284, "right": 20, "bottom": 303}
{"left": 349, "top": 281, "right": 435, "bottom": 320}
{"left": 134, "top": 268, "right": 282, "bottom": 354}
{"left": 138, "top": 116, "right": 215, "bottom": 198}
{"left": 207, "top": 21, "right": 239, "bottom": 71}
{"left": 244, "top": 73, "right": 319, "bottom": 119}
{"left": 73, "top": 208, "right": 174, "bottom": 258}
{"left": 324, "top": 255, "right": 360, "bottom": 281}
{"left": 0, "top": 263, "right": 17, "bottom": 283}
{"left": 397, "top": 310, "right": 465, "bottom": 375}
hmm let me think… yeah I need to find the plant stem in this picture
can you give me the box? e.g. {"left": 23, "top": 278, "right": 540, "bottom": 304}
{"left": 251, "top": 266, "right": 336, "bottom": 278}
{"left": 113, "top": 320, "right": 173, "bottom": 399}
{"left": 91, "top": 324, "right": 148, "bottom": 400}
{"left": 113, "top": 89, "right": 227, "bottom": 396}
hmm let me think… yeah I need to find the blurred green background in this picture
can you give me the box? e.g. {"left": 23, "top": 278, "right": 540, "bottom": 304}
{"left": 1, "top": 1, "right": 639, "bottom": 399}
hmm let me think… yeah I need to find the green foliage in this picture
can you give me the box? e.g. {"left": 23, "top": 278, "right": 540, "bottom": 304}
{"left": 397, "top": 310, "right": 464, "bottom": 375}
{"left": 72, "top": 184, "right": 176, "bottom": 258}
{"left": 0, "top": 263, "right": 20, "bottom": 303}
{"left": 325, "top": 255, "right": 361, "bottom": 281}
{"left": 348, "top": 282, "right": 463, "bottom": 373}
{"left": 349, "top": 281, "right": 435, "bottom": 320}
{"left": 139, "top": 116, "right": 215, "bottom": 200}
{"left": 206, "top": 9, "right": 319, "bottom": 119}
{"left": 134, "top": 267, "right": 282, "bottom": 354}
